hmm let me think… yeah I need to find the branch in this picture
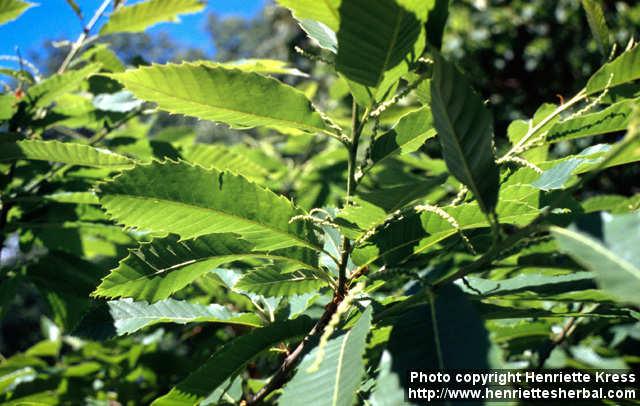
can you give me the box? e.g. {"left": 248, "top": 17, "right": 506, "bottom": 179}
{"left": 500, "top": 89, "right": 587, "bottom": 160}
{"left": 535, "top": 303, "right": 595, "bottom": 370}
{"left": 247, "top": 294, "right": 342, "bottom": 404}
{"left": 338, "top": 99, "right": 362, "bottom": 296}
{"left": 248, "top": 97, "right": 370, "bottom": 404}
{"left": 58, "top": 0, "right": 112, "bottom": 74}
{"left": 345, "top": 98, "right": 362, "bottom": 204}
{"left": 536, "top": 315, "right": 579, "bottom": 370}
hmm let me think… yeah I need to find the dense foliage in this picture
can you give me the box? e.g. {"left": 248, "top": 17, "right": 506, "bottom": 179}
{"left": 1, "top": 0, "right": 639, "bottom": 405}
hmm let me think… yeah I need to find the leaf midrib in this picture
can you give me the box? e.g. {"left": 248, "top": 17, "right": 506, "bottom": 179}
{"left": 153, "top": 252, "right": 315, "bottom": 275}
{"left": 375, "top": 8, "right": 404, "bottom": 87}
{"left": 374, "top": 127, "right": 436, "bottom": 166}
{"left": 115, "top": 69, "right": 330, "bottom": 134}
{"left": 104, "top": 193, "right": 322, "bottom": 252}
{"left": 119, "top": 314, "right": 243, "bottom": 322}
{"left": 124, "top": 253, "right": 318, "bottom": 286}
{"left": 433, "top": 82, "right": 489, "bottom": 214}
{"left": 553, "top": 227, "right": 640, "bottom": 280}
{"left": 356, "top": 208, "right": 537, "bottom": 267}
{"left": 115, "top": 310, "right": 257, "bottom": 324}
{"left": 332, "top": 329, "right": 352, "bottom": 406}
{"left": 240, "top": 273, "right": 320, "bottom": 287}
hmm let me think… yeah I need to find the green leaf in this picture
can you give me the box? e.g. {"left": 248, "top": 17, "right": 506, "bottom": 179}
{"left": 370, "top": 106, "right": 436, "bottom": 166}
{"left": 201, "top": 59, "right": 309, "bottom": 77}
{"left": 357, "top": 175, "right": 447, "bottom": 212}
{"left": 298, "top": 19, "right": 338, "bottom": 53}
{"left": 478, "top": 301, "right": 625, "bottom": 318}
{"left": 351, "top": 199, "right": 538, "bottom": 267}
{"left": 552, "top": 211, "right": 640, "bottom": 306}
{"left": 385, "top": 285, "right": 489, "bottom": 370}
{"left": 25, "top": 340, "right": 61, "bottom": 358}
{"left": 0, "top": 67, "right": 35, "bottom": 84}
{"left": 93, "top": 90, "right": 143, "bottom": 112}
{"left": 507, "top": 102, "right": 557, "bottom": 163}
{"left": 431, "top": 53, "right": 500, "bottom": 214}
{"left": 41, "top": 191, "right": 100, "bottom": 204}
{"left": 65, "top": 0, "right": 82, "bottom": 19}
{"left": 108, "top": 298, "right": 263, "bottom": 335}
{"left": 586, "top": 45, "right": 640, "bottom": 95}
{"left": 0, "top": 367, "right": 38, "bottom": 394}
{"left": 93, "top": 233, "right": 318, "bottom": 302}
{"left": 335, "top": 0, "right": 428, "bottom": 87}
{"left": 275, "top": 0, "right": 340, "bottom": 31}
{"left": 0, "top": 93, "right": 16, "bottom": 120}
{"left": 100, "top": 0, "right": 205, "bottom": 35}
{"left": 534, "top": 126, "right": 640, "bottom": 190}
{"left": 584, "top": 115, "right": 640, "bottom": 170}
{"left": 425, "top": 0, "right": 449, "bottom": 49}
{"left": 0, "top": 0, "right": 33, "bottom": 25}
{"left": 26, "top": 63, "right": 101, "bottom": 109}
{"left": 0, "top": 140, "right": 134, "bottom": 168}
{"left": 337, "top": 198, "right": 388, "bottom": 240}
{"left": 79, "top": 44, "right": 126, "bottom": 73}
{"left": 369, "top": 351, "right": 405, "bottom": 406}
{"left": 180, "top": 143, "right": 271, "bottom": 181}
{"left": 235, "top": 267, "right": 328, "bottom": 298}
{"left": 28, "top": 252, "right": 107, "bottom": 331}
{"left": 463, "top": 272, "right": 597, "bottom": 299}
{"left": 40, "top": 93, "right": 121, "bottom": 131}
{"left": 106, "top": 63, "right": 333, "bottom": 134}
{"left": 508, "top": 103, "right": 557, "bottom": 145}
{"left": 152, "top": 126, "right": 195, "bottom": 145}
{"left": 582, "top": 194, "right": 640, "bottom": 214}
{"left": 532, "top": 145, "right": 606, "bottom": 191}
{"left": 581, "top": 0, "right": 610, "bottom": 56}
{"left": 279, "top": 307, "right": 373, "bottom": 406}
{"left": 152, "top": 317, "right": 315, "bottom": 406}
{"left": 97, "top": 161, "right": 319, "bottom": 251}
{"left": 545, "top": 98, "right": 638, "bottom": 144}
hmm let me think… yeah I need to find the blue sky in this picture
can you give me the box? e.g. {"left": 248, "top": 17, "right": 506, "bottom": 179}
{"left": 0, "top": 0, "right": 266, "bottom": 57}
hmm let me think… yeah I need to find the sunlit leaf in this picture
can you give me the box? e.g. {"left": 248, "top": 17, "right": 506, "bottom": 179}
{"left": 106, "top": 63, "right": 334, "bottom": 134}
{"left": 94, "top": 233, "right": 318, "bottom": 302}
{"left": 96, "top": 161, "right": 320, "bottom": 251}
{"left": 108, "top": 298, "right": 263, "bottom": 335}
{"left": 0, "top": 0, "right": 33, "bottom": 25}
{"left": 100, "top": 0, "right": 205, "bottom": 35}
{"left": 0, "top": 139, "right": 134, "bottom": 167}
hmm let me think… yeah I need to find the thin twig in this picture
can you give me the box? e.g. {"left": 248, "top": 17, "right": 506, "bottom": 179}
{"left": 247, "top": 295, "right": 342, "bottom": 404}
{"left": 247, "top": 97, "right": 371, "bottom": 405}
{"left": 338, "top": 98, "right": 363, "bottom": 297}
{"left": 536, "top": 304, "right": 591, "bottom": 370}
{"left": 58, "top": 0, "right": 112, "bottom": 74}
{"left": 501, "top": 89, "right": 587, "bottom": 160}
